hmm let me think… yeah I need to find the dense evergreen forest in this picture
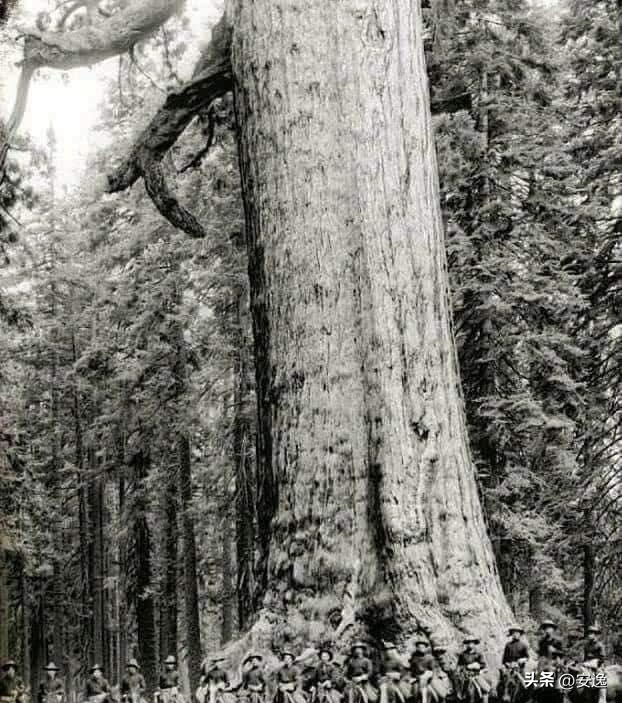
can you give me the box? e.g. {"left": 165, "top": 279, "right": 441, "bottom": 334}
{"left": 0, "top": 0, "right": 620, "bottom": 700}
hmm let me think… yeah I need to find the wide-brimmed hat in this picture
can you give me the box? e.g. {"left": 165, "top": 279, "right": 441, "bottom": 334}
{"left": 318, "top": 646, "right": 333, "bottom": 659}
{"left": 350, "top": 641, "right": 367, "bottom": 652}
{"left": 242, "top": 652, "right": 263, "bottom": 665}
{"left": 90, "top": 664, "right": 103, "bottom": 673}
{"left": 281, "top": 650, "right": 295, "bottom": 659}
{"left": 587, "top": 625, "right": 601, "bottom": 634}
{"left": 127, "top": 659, "right": 140, "bottom": 669}
{"left": 2, "top": 660, "right": 16, "bottom": 670}
{"left": 540, "top": 620, "right": 556, "bottom": 630}
{"left": 44, "top": 663, "right": 60, "bottom": 672}
{"left": 164, "top": 655, "right": 177, "bottom": 665}
{"left": 463, "top": 636, "right": 479, "bottom": 645}
{"left": 508, "top": 625, "right": 525, "bottom": 635}
{"left": 431, "top": 642, "right": 447, "bottom": 653}
{"left": 383, "top": 642, "right": 397, "bottom": 651}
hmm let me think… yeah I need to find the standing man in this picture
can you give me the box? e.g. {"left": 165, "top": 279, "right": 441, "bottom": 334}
{"left": 0, "top": 661, "right": 25, "bottom": 703}
{"left": 583, "top": 626, "right": 606, "bottom": 703}
{"left": 499, "top": 626, "right": 529, "bottom": 692}
{"left": 308, "top": 646, "right": 342, "bottom": 703}
{"left": 85, "top": 664, "right": 112, "bottom": 702}
{"left": 379, "top": 642, "right": 407, "bottom": 703}
{"left": 457, "top": 637, "right": 490, "bottom": 703}
{"left": 345, "top": 642, "right": 377, "bottom": 703}
{"left": 160, "top": 656, "right": 180, "bottom": 690}
{"left": 537, "top": 621, "right": 563, "bottom": 671}
{"left": 38, "top": 663, "right": 64, "bottom": 703}
{"left": 409, "top": 637, "right": 435, "bottom": 703}
{"left": 120, "top": 659, "right": 147, "bottom": 703}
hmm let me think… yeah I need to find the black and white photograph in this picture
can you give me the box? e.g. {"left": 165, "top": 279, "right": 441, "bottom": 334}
{"left": 0, "top": 1, "right": 620, "bottom": 703}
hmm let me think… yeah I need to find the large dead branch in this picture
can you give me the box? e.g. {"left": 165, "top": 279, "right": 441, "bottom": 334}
{"left": 1, "top": 0, "right": 183, "bottom": 172}
{"left": 105, "top": 13, "right": 233, "bottom": 237}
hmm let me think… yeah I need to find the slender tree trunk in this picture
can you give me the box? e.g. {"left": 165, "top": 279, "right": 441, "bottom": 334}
{"left": 0, "top": 550, "right": 8, "bottom": 661}
{"left": 132, "top": 448, "right": 158, "bottom": 693}
{"left": 71, "top": 329, "right": 91, "bottom": 658}
{"left": 178, "top": 433, "right": 201, "bottom": 691}
{"left": 170, "top": 310, "right": 201, "bottom": 689}
{"left": 29, "top": 591, "right": 45, "bottom": 697}
{"left": 221, "top": 481, "right": 235, "bottom": 644}
{"left": 229, "top": 0, "right": 511, "bottom": 652}
{"left": 583, "top": 536, "right": 595, "bottom": 630}
{"left": 88, "top": 451, "right": 106, "bottom": 667}
{"left": 160, "top": 462, "right": 178, "bottom": 660}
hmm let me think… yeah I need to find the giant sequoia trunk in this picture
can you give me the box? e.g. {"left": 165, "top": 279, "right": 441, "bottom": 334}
{"left": 229, "top": 0, "right": 511, "bottom": 655}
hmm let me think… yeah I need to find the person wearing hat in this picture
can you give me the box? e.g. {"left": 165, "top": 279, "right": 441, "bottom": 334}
{"left": 584, "top": 626, "right": 607, "bottom": 703}
{"left": 345, "top": 642, "right": 378, "bottom": 703}
{"left": 537, "top": 621, "right": 562, "bottom": 664}
{"left": 120, "top": 659, "right": 146, "bottom": 703}
{"left": 274, "top": 651, "right": 305, "bottom": 703}
{"left": 456, "top": 637, "right": 490, "bottom": 703}
{"left": 429, "top": 643, "right": 452, "bottom": 703}
{"left": 159, "top": 655, "right": 180, "bottom": 692}
{"left": 198, "top": 656, "right": 233, "bottom": 703}
{"left": 379, "top": 643, "right": 408, "bottom": 703}
{"left": 499, "top": 626, "right": 529, "bottom": 689}
{"left": 409, "top": 638, "right": 435, "bottom": 703}
{"left": 241, "top": 654, "right": 266, "bottom": 703}
{"left": 0, "top": 660, "right": 25, "bottom": 703}
{"left": 38, "top": 663, "right": 64, "bottom": 703}
{"left": 85, "top": 664, "right": 112, "bottom": 702}
{"left": 497, "top": 626, "right": 529, "bottom": 700}
{"left": 583, "top": 625, "right": 605, "bottom": 665}
{"left": 307, "top": 646, "right": 342, "bottom": 703}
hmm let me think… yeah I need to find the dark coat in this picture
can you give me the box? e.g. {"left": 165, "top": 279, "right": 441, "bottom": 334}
{"left": 314, "top": 663, "right": 341, "bottom": 686}
{"left": 457, "top": 651, "right": 486, "bottom": 669}
{"left": 206, "top": 667, "right": 229, "bottom": 686}
{"left": 159, "top": 671, "right": 180, "bottom": 690}
{"left": 85, "top": 676, "right": 111, "bottom": 697}
{"left": 38, "top": 677, "right": 64, "bottom": 703}
{"left": 243, "top": 667, "right": 265, "bottom": 689}
{"left": 277, "top": 666, "right": 299, "bottom": 685}
{"left": 346, "top": 656, "right": 372, "bottom": 679}
{"left": 502, "top": 640, "right": 529, "bottom": 665}
{"left": 537, "top": 636, "right": 563, "bottom": 659}
{"left": 584, "top": 640, "right": 605, "bottom": 663}
{"left": 120, "top": 672, "right": 146, "bottom": 695}
{"left": 410, "top": 653, "right": 435, "bottom": 676}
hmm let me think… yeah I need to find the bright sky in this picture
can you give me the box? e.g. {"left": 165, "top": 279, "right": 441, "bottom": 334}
{"left": 1, "top": 0, "right": 222, "bottom": 192}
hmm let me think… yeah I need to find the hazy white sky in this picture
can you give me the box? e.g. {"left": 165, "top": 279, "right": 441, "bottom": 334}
{"left": 1, "top": 0, "right": 221, "bottom": 191}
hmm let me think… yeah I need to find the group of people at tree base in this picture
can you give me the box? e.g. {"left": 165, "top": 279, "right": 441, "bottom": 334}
{"left": 0, "top": 619, "right": 615, "bottom": 703}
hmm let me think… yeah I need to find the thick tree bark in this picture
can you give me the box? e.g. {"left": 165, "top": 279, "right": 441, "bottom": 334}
{"left": 233, "top": 288, "right": 255, "bottom": 631}
{"left": 229, "top": 0, "right": 512, "bottom": 656}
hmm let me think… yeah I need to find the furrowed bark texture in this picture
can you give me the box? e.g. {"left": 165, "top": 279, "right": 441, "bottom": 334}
{"left": 230, "top": 0, "right": 512, "bottom": 659}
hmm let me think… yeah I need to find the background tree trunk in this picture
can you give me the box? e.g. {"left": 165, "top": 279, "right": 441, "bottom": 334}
{"left": 229, "top": 0, "right": 512, "bottom": 654}
{"left": 132, "top": 448, "right": 158, "bottom": 693}
{"left": 160, "top": 465, "right": 178, "bottom": 660}
{"left": 0, "top": 551, "right": 8, "bottom": 661}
